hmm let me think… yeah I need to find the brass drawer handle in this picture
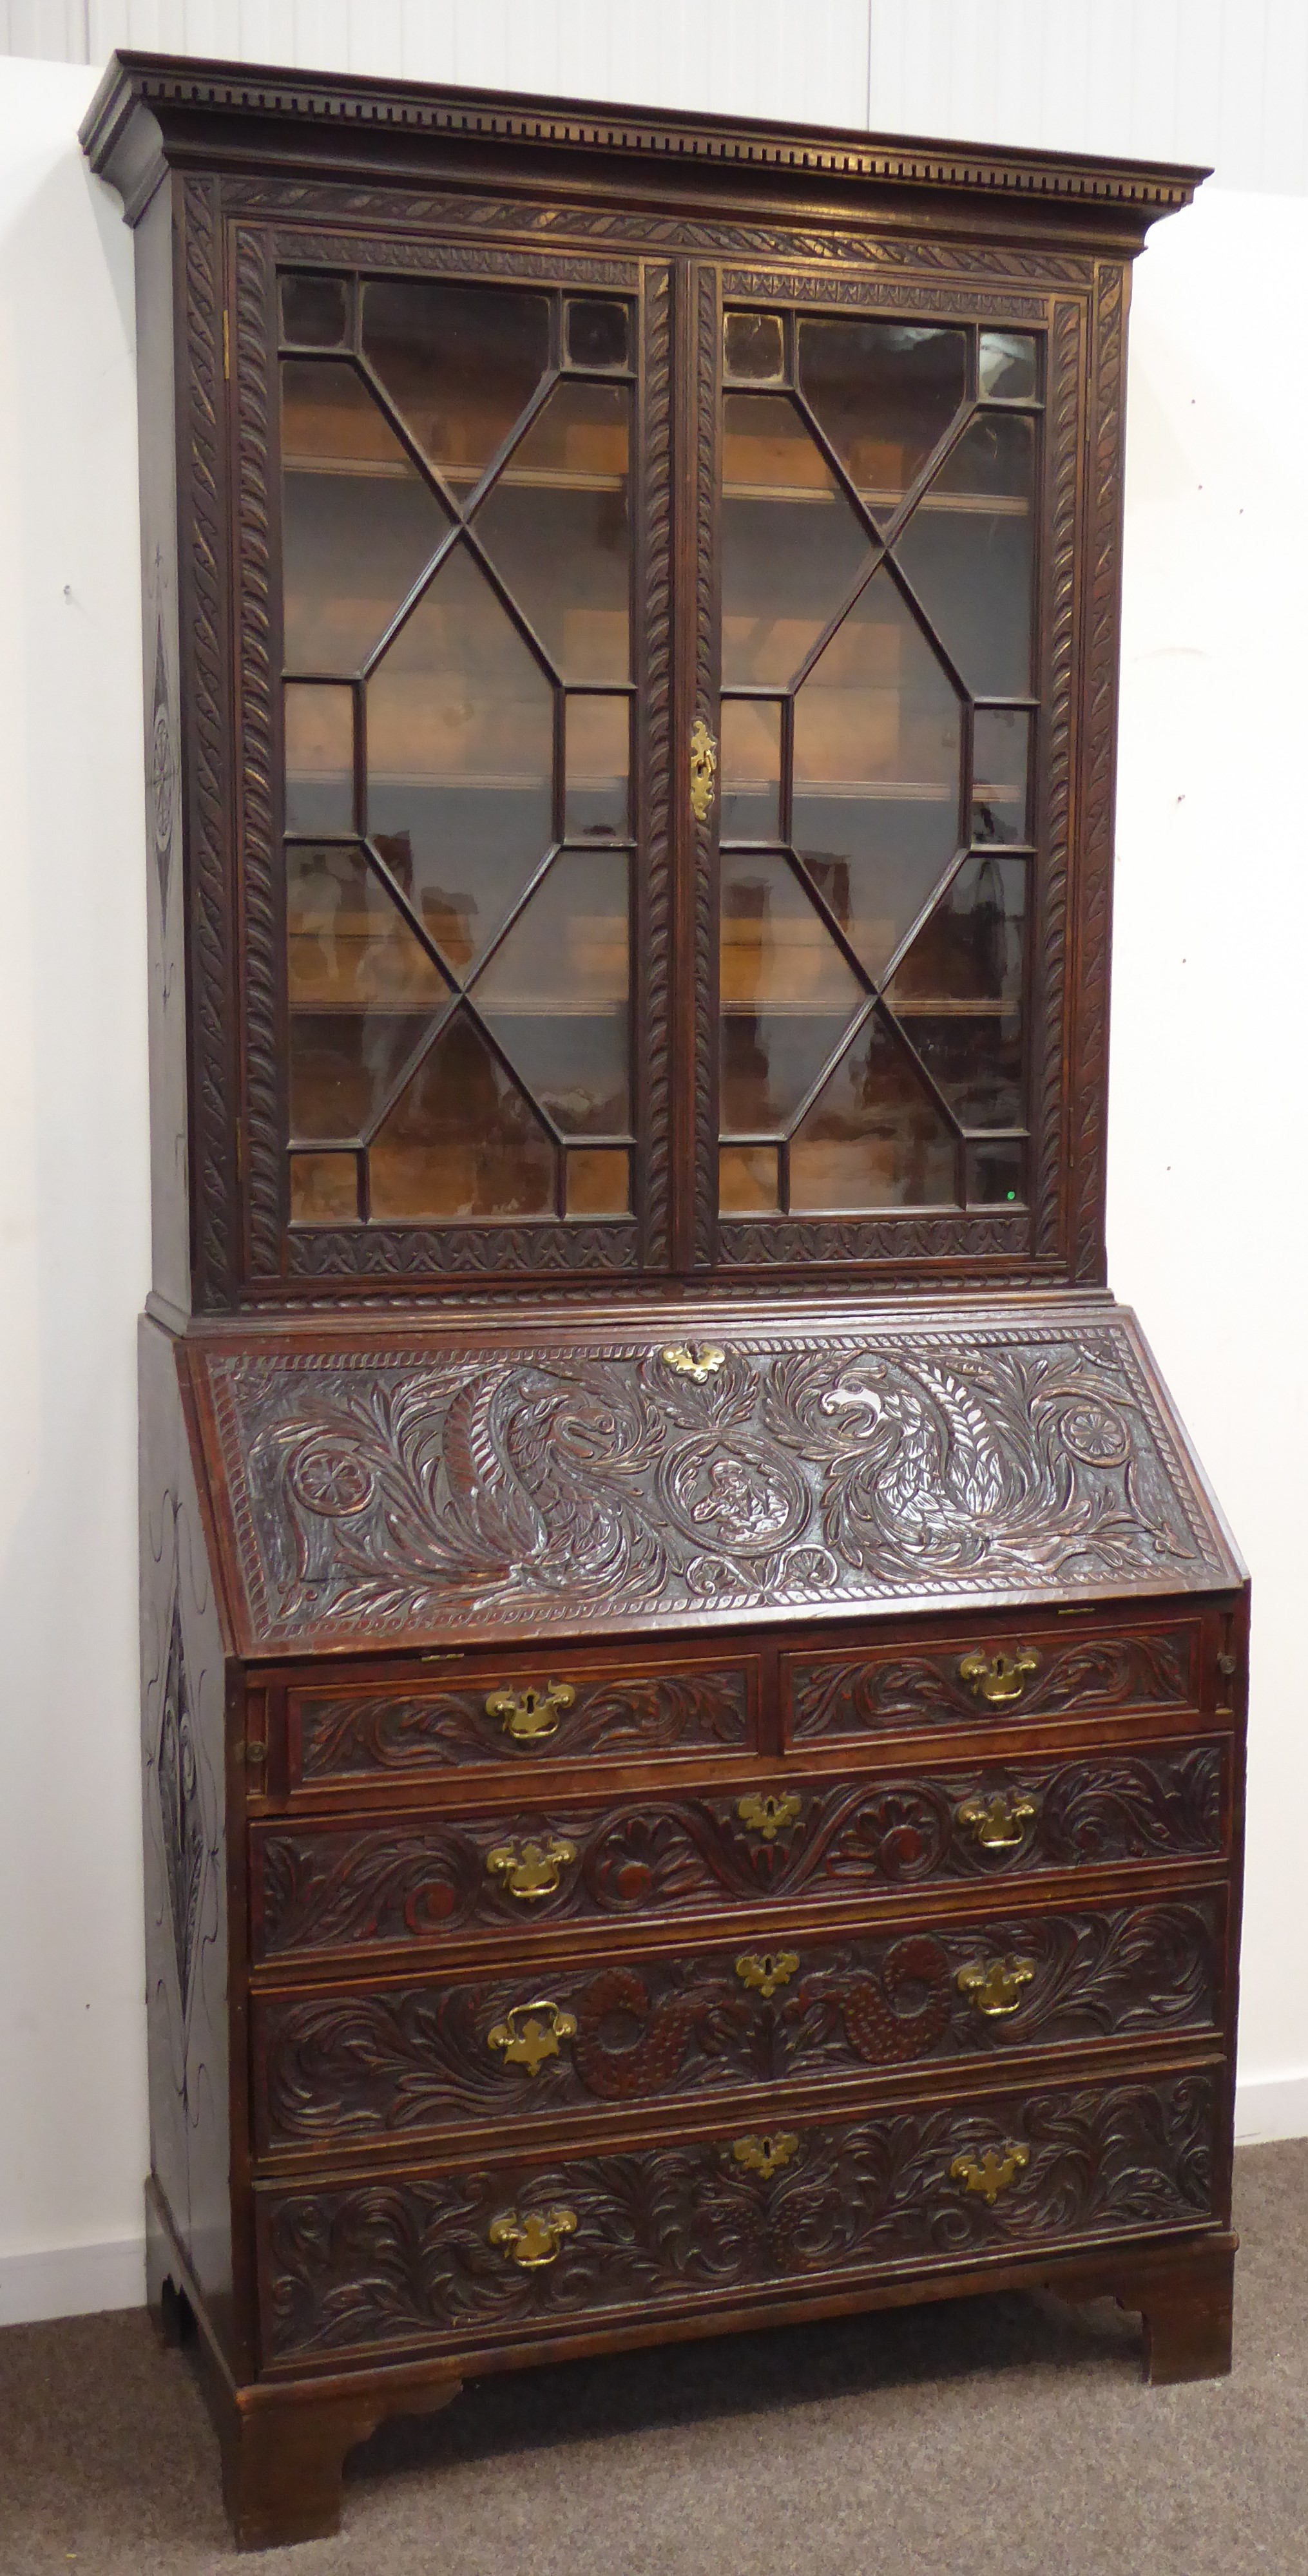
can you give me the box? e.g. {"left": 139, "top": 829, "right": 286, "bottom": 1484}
{"left": 689, "top": 716, "right": 717, "bottom": 823}
{"left": 487, "top": 1999, "right": 578, "bottom": 2075}
{"left": 485, "top": 1681, "right": 576, "bottom": 1742}
{"left": 956, "top": 1956, "right": 1035, "bottom": 2018}
{"left": 959, "top": 1647, "right": 1039, "bottom": 1706}
{"left": 485, "top": 1837, "right": 577, "bottom": 1901}
{"left": 732, "top": 2131, "right": 798, "bottom": 2179}
{"left": 737, "top": 1791, "right": 803, "bottom": 1843}
{"left": 488, "top": 2208, "right": 577, "bottom": 2269}
{"left": 661, "top": 1340, "right": 726, "bottom": 1382}
{"left": 956, "top": 1789, "right": 1037, "bottom": 1851}
{"left": 736, "top": 1949, "right": 800, "bottom": 1997}
{"left": 950, "top": 2144, "right": 1030, "bottom": 2204}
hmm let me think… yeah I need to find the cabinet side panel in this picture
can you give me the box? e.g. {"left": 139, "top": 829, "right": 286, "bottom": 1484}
{"left": 139, "top": 1317, "right": 233, "bottom": 2359}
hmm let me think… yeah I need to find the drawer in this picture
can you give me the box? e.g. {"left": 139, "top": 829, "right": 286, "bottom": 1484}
{"left": 277, "top": 1648, "right": 758, "bottom": 1793}
{"left": 250, "top": 1738, "right": 1227, "bottom": 1964}
{"left": 784, "top": 1612, "right": 1206, "bottom": 1750}
{"left": 251, "top": 1888, "right": 1226, "bottom": 2157}
{"left": 256, "top": 2066, "right": 1220, "bottom": 2366}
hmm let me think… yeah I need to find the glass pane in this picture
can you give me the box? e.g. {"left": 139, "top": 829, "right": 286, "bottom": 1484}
{"left": 720, "top": 700, "right": 781, "bottom": 841}
{"left": 473, "top": 381, "right": 631, "bottom": 682}
{"left": 719, "top": 1144, "right": 779, "bottom": 1212}
{"left": 721, "top": 393, "right": 871, "bottom": 687}
{"left": 474, "top": 849, "right": 630, "bottom": 1136}
{"left": 285, "top": 685, "right": 353, "bottom": 834}
{"left": 886, "top": 852, "right": 1026, "bottom": 1009}
{"left": 968, "top": 1138, "right": 1026, "bottom": 1205}
{"left": 972, "top": 708, "right": 1031, "bottom": 844}
{"left": 289, "top": 1150, "right": 358, "bottom": 1221}
{"left": 798, "top": 319, "right": 967, "bottom": 520}
{"left": 369, "top": 1011, "right": 555, "bottom": 1218}
{"left": 720, "top": 852, "right": 861, "bottom": 1133}
{"left": 281, "top": 361, "right": 448, "bottom": 673}
{"left": 360, "top": 278, "right": 550, "bottom": 488}
{"left": 724, "top": 311, "right": 785, "bottom": 384}
{"left": 287, "top": 843, "right": 447, "bottom": 1011}
{"left": 366, "top": 542, "right": 554, "bottom": 978}
{"left": 565, "top": 299, "right": 630, "bottom": 370}
{"left": 289, "top": 1013, "right": 427, "bottom": 1143}
{"left": 791, "top": 1011, "right": 957, "bottom": 1210}
{"left": 281, "top": 274, "right": 348, "bottom": 348}
{"left": 565, "top": 696, "right": 629, "bottom": 841}
{"left": 566, "top": 1147, "right": 630, "bottom": 1215}
{"left": 894, "top": 414, "right": 1035, "bottom": 698}
{"left": 979, "top": 332, "right": 1038, "bottom": 401}
{"left": 905, "top": 1012, "right": 1024, "bottom": 1132}
{"left": 792, "top": 568, "right": 962, "bottom": 978}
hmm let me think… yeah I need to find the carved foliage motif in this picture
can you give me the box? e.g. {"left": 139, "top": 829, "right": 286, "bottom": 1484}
{"left": 1036, "top": 296, "right": 1084, "bottom": 1254}
{"left": 233, "top": 226, "right": 281, "bottom": 1276}
{"left": 180, "top": 177, "right": 235, "bottom": 1304}
{"left": 204, "top": 1323, "right": 1229, "bottom": 1646}
{"left": 297, "top": 1665, "right": 751, "bottom": 1780}
{"left": 1071, "top": 261, "right": 1128, "bottom": 1283}
{"left": 640, "top": 265, "right": 674, "bottom": 1266}
{"left": 157, "top": 1594, "right": 206, "bottom": 2018}
{"left": 789, "top": 1627, "right": 1195, "bottom": 1742}
{"left": 256, "top": 1898, "right": 1220, "bottom": 2151}
{"left": 252, "top": 1746, "right": 1224, "bottom": 1961}
{"left": 259, "top": 2072, "right": 1216, "bottom": 2360}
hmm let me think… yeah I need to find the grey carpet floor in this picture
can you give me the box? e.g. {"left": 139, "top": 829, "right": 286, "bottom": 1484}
{"left": 2, "top": 2141, "right": 1305, "bottom": 2575}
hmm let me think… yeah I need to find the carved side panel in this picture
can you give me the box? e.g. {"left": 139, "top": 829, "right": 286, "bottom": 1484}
{"left": 231, "top": 225, "right": 281, "bottom": 1277}
{"left": 640, "top": 263, "right": 674, "bottom": 1268}
{"left": 788, "top": 1624, "right": 1198, "bottom": 1744}
{"left": 1035, "top": 296, "right": 1084, "bottom": 1256}
{"left": 139, "top": 1319, "right": 232, "bottom": 2347}
{"left": 253, "top": 1895, "right": 1222, "bottom": 2154}
{"left": 294, "top": 1663, "right": 753, "bottom": 1784}
{"left": 258, "top": 2071, "right": 1218, "bottom": 2362}
{"left": 250, "top": 1744, "right": 1225, "bottom": 1963}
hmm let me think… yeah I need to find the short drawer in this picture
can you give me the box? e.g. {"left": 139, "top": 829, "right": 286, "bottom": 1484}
{"left": 256, "top": 2066, "right": 1220, "bottom": 2365}
{"left": 251, "top": 1888, "right": 1226, "bottom": 2157}
{"left": 249, "top": 1738, "right": 1228, "bottom": 1964}
{"left": 280, "top": 1648, "right": 759, "bottom": 1792}
{"left": 784, "top": 1612, "right": 1206, "bottom": 1750}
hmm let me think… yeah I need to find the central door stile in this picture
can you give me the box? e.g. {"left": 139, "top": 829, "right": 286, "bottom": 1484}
{"left": 670, "top": 258, "right": 722, "bottom": 1275}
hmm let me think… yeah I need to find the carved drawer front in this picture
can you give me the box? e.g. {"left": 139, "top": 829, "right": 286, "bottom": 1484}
{"left": 256, "top": 2068, "right": 1220, "bottom": 2366}
{"left": 249, "top": 1740, "right": 1227, "bottom": 1964}
{"left": 251, "top": 1891, "right": 1225, "bottom": 2157}
{"left": 785, "top": 1616, "right": 1204, "bottom": 1750}
{"left": 285, "top": 1653, "right": 758, "bottom": 1791}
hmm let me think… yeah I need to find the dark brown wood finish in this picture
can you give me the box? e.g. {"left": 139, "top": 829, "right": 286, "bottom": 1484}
{"left": 90, "top": 53, "right": 1242, "bottom": 2550}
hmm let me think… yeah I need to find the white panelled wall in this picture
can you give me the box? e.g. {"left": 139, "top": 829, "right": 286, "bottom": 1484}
{"left": 0, "top": 7, "right": 1305, "bottom": 2323}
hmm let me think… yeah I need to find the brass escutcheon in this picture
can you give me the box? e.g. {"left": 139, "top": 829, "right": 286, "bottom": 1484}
{"left": 950, "top": 2143, "right": 1030, "bottom": 2205}
{"left": 956, "top": 1789, "right": 1037, "bottom": 1851}
{"left": 485, "top": 1680, "right": 576, "bottom": 1742}
{"left": 661, "top": 1341, "right": 727, "bottom": 1382}
{"left": 485, "top": 1837, "right": 577, "bottom": 1901}
{"left": 735, "top": 1950, "right": 800, "bottom": 1999}
{"left": 956, "top": 1956, "right": 1036, "bottom": 2018}
{"left": 487, "top": 1999, "right": 579, "bottom": 2076}
{"left": 732, "top": 2132, "right": 799, "bottom": 2180}
{"left": 959, "top": 1646, "right": 1039, "bottom": 1706}
{"left": 737, "top": 1791, "right": 803, "bottom": 1844}
{"left": 689, "top": 716, "right": 718, "bottom": 823}
{"left": 488, "top": 2208, "right": 577, "bottom": 2268}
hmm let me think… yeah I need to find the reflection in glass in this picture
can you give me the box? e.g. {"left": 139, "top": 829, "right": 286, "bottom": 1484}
{"left": 720, "top": 852, "right": 860, "bottom": 1132}
{"left": 289, "top": 1150, "right": 358, "bottom": 1221}
{"left": 285, "top": 685, "right": 353, "bottom": 834}
{"left": 790, "top": 1010, "right": 957, "bottom": 1209}
{"left": 907, "top": 1012, "right": 1024, "bottom": 1132}
{"left": 720, "top": 698, "right": 782, "bottom": 841}
{"left": 474, "top": 849, "right": 631, "bottom": 1135}
{"left": 287, "top": 843, "right": 448, "bottom": 1011}
{"left": 721, "top": 393, "right": 871, "bottom": 686}
{"left": 565, "top": 299, "right": 630, "bottom": 370}
{"left": 972, "top": 709, "right": 1032, "bottom": 844}
{"left": 719, "top": 1144, "right": 780, "bottom": 1212}
{"left": 798, "top": 318, "right": 967, "bottom": 518}
{"left": 566, "top": 1147, "right": 630, "bottom": 1216}
{"left": 894, "top": 413, "right": 1034, "bottom": 698}
{"left": 792, "top": 568, "right": 961, "bottom": 977}
{"left": 281, "top": 361, "right": 448, "bottom": 673}
{"left": 968, "top": 1138, "right": 1026, "bottom": 1205}
{"left": 724, "top": 311, "right": 785, "bottom": 383}
{"left": 886, "top": 853, "right": 1026, "bottom": 1008}
{"left": 289, "top": 1012, "right": 427, "bottom": 1143}
{"left": 473, "top": 381, "right": 631, "bottom": 682}
{"left": 565, "top": 696, "right": 630, "bottom": 840}
{"left": 366, "top": 542, "right": 553, "bottom": 977}
{"left": 360, "top": 278, "right": 550, "bottom": 485}
{"left": 369, "top": 1011, "right": 555, "bottom": 1217}
{"left": 979, "top": 332, "right": 1038, "bottom": 401}
{"left": 281, "top": 274, "right": 349, "bottom": 348}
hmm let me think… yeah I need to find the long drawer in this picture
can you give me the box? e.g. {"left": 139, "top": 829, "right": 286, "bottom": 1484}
{"left": 251, "top": 1887, "right": 1226, "bottom": 2158}
{"left": 783, "top": 1609, "right": 1211, "bottom": 1751}
{"left": 256, "top": 2066, "right": 1221, "bottom": 2368}
{"left": 249, "top": 1738, "right": 1229, "bottom": 1965}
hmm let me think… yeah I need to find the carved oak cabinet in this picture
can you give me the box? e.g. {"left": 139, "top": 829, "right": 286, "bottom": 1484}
{"left": 83, "top": 52, "right": 1244, "bottom": 2550}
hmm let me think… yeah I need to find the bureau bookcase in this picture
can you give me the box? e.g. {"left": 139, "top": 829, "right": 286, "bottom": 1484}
{"left": 82, "top": 53, "right": 1244, "bottom": 2550}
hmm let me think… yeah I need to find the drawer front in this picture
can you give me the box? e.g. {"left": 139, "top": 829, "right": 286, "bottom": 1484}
{"left": 250, "top": 1740, "right": 1227, "bottom": 1963}
{"left": 785, "top": 1616, "right": 1204, "bottom": 1750}
{"left": 287, "top": 1654, "right": 757, "bottom": 1789}
{"left": 257, "top": 2068, "right": 1219, "bottom": 2365}
{"left": 252, "top": 1891, "right": 1224, "bottom": 2156}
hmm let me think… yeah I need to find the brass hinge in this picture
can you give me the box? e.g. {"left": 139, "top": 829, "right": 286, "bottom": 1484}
{"left": 222, "top": 307, "right": 230, "bottom": 379}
